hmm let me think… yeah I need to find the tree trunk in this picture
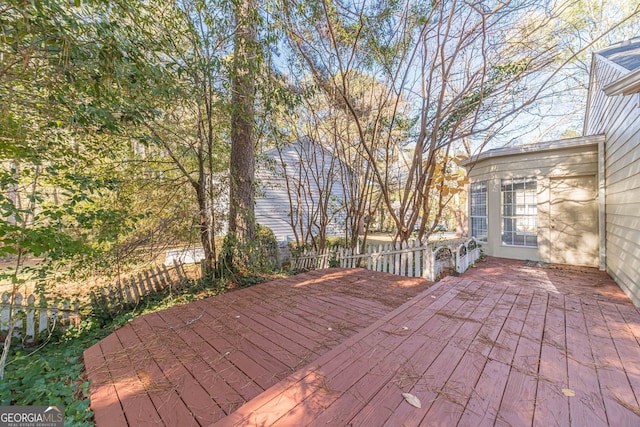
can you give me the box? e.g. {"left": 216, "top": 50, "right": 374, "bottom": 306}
{"left": 229, "top": 0, "right": 257, "bottom": 255}
{"left": 194, "top": 182, "right": 215, "bottom": 276}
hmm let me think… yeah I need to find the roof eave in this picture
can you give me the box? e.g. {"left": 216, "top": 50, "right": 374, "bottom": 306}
{"left": 461, "top": 134, "right": 605, "bottom": 168}
{"left": 583, "top": 53, "right": 598, "bottom": 135}
{"left": 603, "top": 67, "right": 640, "bottom": 96}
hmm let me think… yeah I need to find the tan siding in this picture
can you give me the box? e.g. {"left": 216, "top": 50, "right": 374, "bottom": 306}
{"left": 598, "top": 56, "right": 640, "bottom": 305}
{"left": 467, "top": 143, "right": 599, "bottom": 266}
{"left": 607, "top": 168, "right": 640, "bottom": 194}
{"left": 586, "top": 59, "right": 624, "bottom": 135}
{"left": 605, "top": 224, "right": 640, "bottom": 304}
{"left": 605, "top": 201, "right": 640, "bottom": 216}
{"left": 468, "top": 148, "right": 598, "bottom": 181}
{"left": 604, "top": 97, "right": 640, "bottom": 163}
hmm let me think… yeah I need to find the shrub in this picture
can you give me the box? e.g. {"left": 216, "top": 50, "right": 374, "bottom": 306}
{"left": 255, "top": 224, "right": 279, "bottom": 270}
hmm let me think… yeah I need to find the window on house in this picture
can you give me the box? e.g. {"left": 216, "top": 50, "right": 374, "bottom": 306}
{"left": 501, "top": 177, "right": 537, "bottom": 247}
{"left": 470, "top": 182, "right": 487, "bottom": 242}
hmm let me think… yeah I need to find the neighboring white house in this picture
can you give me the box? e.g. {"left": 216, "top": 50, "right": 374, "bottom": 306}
{"left": 464, "top": 38, "right": 640, "bottom": 305}
{"left": 255, "top": 138, "right": 350, "bottom": 244}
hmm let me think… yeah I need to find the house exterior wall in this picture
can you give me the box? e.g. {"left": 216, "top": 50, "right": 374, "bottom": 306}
{"left": 585, "top": 56, "right": 626, "bottom": 135}
{"left": 466, "top": 143, "right": 599, "bottom": 265}
{"left": 586, "top": 55, "right": 640, "bottom": 305}
{"left": 255, "top": 140, "right": 348, "bottom": 243}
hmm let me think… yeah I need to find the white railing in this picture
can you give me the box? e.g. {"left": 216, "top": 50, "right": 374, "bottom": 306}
{"left": 292, "top": 238, "right": 481, "bottom": 281}
{"left": 0, "top": 293, "right": 80, "bottom": 342}
{"left": 456, "top": 238, "right": 481, "bottom": 274}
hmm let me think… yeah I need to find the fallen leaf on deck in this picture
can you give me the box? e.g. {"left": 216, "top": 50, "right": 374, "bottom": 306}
{"left": 562, "top": 388, "right": 575, "bottom": 397}
{"left": 402, "top": 393, "right": 422, "bottom": 408}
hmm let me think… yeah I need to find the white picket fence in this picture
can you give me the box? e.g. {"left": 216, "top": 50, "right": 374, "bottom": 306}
{"left": 1, "top": 261, "right": 197, "bottom": 342}
{"left": 0, "top": 292, "right": 80, "bottom": 342}
{"left": 292, "top": 238, "right": 481, "bottom": 281}
{"left": 90, "top": 261, "right": 198, "bottom": 318}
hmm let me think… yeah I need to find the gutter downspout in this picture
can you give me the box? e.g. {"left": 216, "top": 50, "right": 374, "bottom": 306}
{"left": 584, "top": 53, "right": 597, "bottom": 136}
{"left": 598, "top": 138, "right": 606, "bottom": 271}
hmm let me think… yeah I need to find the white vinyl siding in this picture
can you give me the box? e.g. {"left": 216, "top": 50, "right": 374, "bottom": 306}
{"left": 255, "top": 140, "right": 349, "bottom": 243}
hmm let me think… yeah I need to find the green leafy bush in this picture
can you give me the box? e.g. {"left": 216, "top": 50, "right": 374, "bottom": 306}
{"left": 255, "top": 224, "right": 279, "bottom": 270}
{"left": 0, "top": 319, "right": 108, "bottom": 426}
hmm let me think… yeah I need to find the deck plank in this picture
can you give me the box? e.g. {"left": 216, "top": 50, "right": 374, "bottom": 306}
{"left": 115, "top": 323, "right": 197, "bottom": 426}
{"left": 583, "top": 300, "right": 640, "bottom": 424}
{"left": 496, "top": 291, "right": 547, "bottom": 426}
{"left": 83, "top": 343, "right": 129, "bottom": 427}
{"left": 152, "top": 309, "right": 260, "bottom": 418}
{"left": 306, "top": 281, "right": 487, "bottom": 427}
{"left": 449, "top": 287, "right": 521, "bottom": 427}
{"left": 599, "top": 301, "right": 640, "bottom": 402}
{"left": 97, "top": 332, "right": 165, "bottom": 426}
{"left": 380, "top": 281, "right": 512, "bottom": 427}
{"left": 564, "top": 296, "right": 609, "bottom": 426}
{"left": 533, "top": 293, "right": 570, "bottom": 427}
{"left": 132, "top": 314, "right": 226, "bottom": 425}
{"left": 213, "top": 279, "right": 455, "bottom": 427}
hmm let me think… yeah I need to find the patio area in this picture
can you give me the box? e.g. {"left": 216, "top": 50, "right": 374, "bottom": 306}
{"left": 85, "top": 258, "right": 640, "bottom": 426}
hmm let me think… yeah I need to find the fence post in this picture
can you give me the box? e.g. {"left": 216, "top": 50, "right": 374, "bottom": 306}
{"left": 13, "top": 293, "right": 24, "bottom": 337}
{"left": 456, "top": 243, "right": 468, "bottom": 274}
{"left": 38, "top": 296, "right": 49, "bottom": 334}
{"left": 130, "top": 277, "right": 141, "bottom": 302}
{"left": 62, "top": 298, "right": 71, "bottom": 325}
{"left": 423, "top": 247, "right": 433, "bottom": 281}
{"left": 1, "top": 292, "right": 10, "bottom": 333}
{"left": 403, "top": 241, "right": 409, "bottom": 276}
{"left": 173, "top": 260, "right": 186, "bottom": 282}
{"left": 137, "top": 273, "right": 149, "bottom": 296}
{"left": 26, "top": 295, "right": 36, "bottom": 341}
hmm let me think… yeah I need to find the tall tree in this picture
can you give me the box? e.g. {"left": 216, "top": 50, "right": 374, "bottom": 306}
{"left": 279, "top": 0, "right": 636, "bottom": 246}
{"left": 228, "top": 0, "right": 259, "bottom": 265}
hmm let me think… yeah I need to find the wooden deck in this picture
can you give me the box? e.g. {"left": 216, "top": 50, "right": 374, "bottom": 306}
{"left": 212, "top": 275, "right": 640, "bottom": 427}
{"left": 84, "top": 269, "right": 431, "bottom": 426}
{"left": 462, "top": 257, "right": 630, "bottom": 304}
{"left": 85, "top": 260, "right": 640, "bottom": 426}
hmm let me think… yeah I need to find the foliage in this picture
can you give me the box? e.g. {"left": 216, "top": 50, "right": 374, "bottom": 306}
{"left": 325, "top": 236, "right": 348, "bottom": 248}
{"left": 255, "top": 224, "right": 279, "bottom": 270}
{"left": 0, "top": 320, "right": 109, "bottom": 427}
{"left": 220, "top": 224, "right": 279, "bottom": 277}
{"left": 0, "top": 273, "right": 234, "bottom": 425}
